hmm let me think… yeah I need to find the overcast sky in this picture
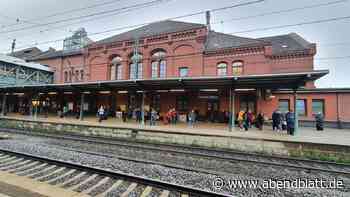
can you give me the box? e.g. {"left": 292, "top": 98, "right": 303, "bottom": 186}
{"left": 0, "top": 0, "right": 349, "bottom": 88}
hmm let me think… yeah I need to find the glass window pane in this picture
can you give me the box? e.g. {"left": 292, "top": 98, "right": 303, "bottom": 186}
{"left": 137, "top": 63, "right": 143, "bottom": 79}
{"left": 110, "top": 64, "right": 116, "bottom": 80}
{"left": 151, "top": 61, "right": 158, "bottom": 78}
{"left": 278, "top": 100, "right": 290, "bottom": 113}
{"left": 129, "top": 63, "right": 136, "bottom": 79}
{"left": 179, "top": 67, "right": 188, "bottom": 77}
{"left": 160, "top": 60, "right": 166, "bottom": 78}
{"left": 116, "top": 65, "right": 122, "bottom": 80}
{"left": 296, "top": 99, "right": 306, "bottom": 116}
{"left": 312, "top": 100, "right": 324, "bottom": 115}
{"left": 217, "top": 63, "right": 227, "bottom": 76}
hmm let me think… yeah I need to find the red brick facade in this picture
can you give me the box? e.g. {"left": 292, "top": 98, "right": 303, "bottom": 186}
{"left": 31, "top": 22, "right": 348, "bottom": 126}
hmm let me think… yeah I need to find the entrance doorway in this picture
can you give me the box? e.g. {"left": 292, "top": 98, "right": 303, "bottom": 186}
{"left": 207, "top": 98, "right": 219, "bottom": 122}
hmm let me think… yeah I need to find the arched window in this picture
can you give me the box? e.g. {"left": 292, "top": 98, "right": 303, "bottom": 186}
{"left": 217, "top": 62, "right": 227, "bottom": 76}
{"left": 111, "top": 56, "right": 122, "bottom": 80}
{"left": 129, "top": 53, "right": 143, "bottom": 79}
{"left": 232, "top": 61, "right": 243, "bottom": 75}
{"left": 151, "top": 50, "right": 166, "bottom": 78}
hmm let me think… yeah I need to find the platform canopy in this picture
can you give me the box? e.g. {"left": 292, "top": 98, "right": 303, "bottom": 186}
{"left": 0, "top": 70, "right": 329, "bottom": 93}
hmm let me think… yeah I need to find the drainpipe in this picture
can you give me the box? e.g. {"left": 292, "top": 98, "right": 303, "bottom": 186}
{"left": 336, "top": 92, "right": 342, "bottom": 129}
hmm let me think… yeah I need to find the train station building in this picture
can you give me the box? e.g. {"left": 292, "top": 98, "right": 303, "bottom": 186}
{"left": 1, "top": 18, "right": 350, "bottom": 131}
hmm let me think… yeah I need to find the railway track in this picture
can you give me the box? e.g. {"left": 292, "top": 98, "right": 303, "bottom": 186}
{"left": 3, "top": 129, "right": 348, "bottom": 176}
{"left": 0, "top": 148, "right": 229, "bottom": 197}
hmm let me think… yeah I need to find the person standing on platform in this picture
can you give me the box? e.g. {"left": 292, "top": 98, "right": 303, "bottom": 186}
{"left": 188, "top": 109, "right": 196, "bottom": 128}
{"left": 150, "top": 108, "right": 157, "bottom": 126}
{"left": 237, "top": 110, "right": 245, "bottom": 130}
{"left": 63, "top": 105, "right": 68, "bottom": 119}
{"left": 247, "top": 110, "right": 253, "bottom": 128}
{"left": 315, "top": 112, "right": 324, "bottom": 131}
{"left": 286, "top": 110, "right": 295, "bottom": 135}
{"left": 256, "top": 112, "right": 265, "bottom": 131}
{"left": 243, "top": 111, "right": 250, "bottom": 131}
{"left": 98, "top": 105, "right": 105, "bottom": 123}
{"left": 272, "top": 109, "right": 281, "bottom": 132}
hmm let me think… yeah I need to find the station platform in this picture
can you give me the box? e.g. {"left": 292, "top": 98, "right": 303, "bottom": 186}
{"left": 3, "top": 113, "right": 350, "bottom": 147}
{"left": 0, "top": 114, "right": 349, "bottom": 163}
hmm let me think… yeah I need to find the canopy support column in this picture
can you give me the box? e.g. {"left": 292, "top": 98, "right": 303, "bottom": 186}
{"left": 29, "top": 94, "right": 33, "bottom": 118}
{"left": 293, "top": 89, "right": 299, "bottom": 135}
{"left": 141, "top": 91, "right": 145, "bottom": 126}
{"left": 1, "top": 94, "right": 7, "bottom": 117}
{"left": 229, "top": 88, "right": 236, "bottom": 132}
{"left": 79, "top": 93, "right": 85, "bottom": 121}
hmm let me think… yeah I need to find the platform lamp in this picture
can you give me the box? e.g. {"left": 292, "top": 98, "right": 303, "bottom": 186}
{"left": 32, "top": 99, "right": 40, "bottom": 120}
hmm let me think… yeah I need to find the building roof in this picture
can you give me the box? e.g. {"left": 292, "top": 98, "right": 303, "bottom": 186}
{"left": 95, "top": 20, "right": 206, "bottom": 45}
{"left": 259, "top": 33, "right": 313, "bottom": 55}
{"left": 28, "top": 48, "right": 83, "bottom": 61}
{"left": 204, "top": 31, "right": 267, "bottom": 52}
{"left": 0, "top": 53, "right": 52, "bottom": 72}
{"left": 0, "top": 70, "right": 329, "bottom": 92}
{"left": 9, "top": 47, "right": 43, "bottom": 60}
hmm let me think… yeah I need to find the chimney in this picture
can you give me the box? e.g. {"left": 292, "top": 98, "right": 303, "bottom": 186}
{"left": 206, "top": 11, "right": 211, "bottom": 31}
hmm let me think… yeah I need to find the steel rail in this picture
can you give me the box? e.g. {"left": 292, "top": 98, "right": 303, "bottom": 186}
{"left": 1, "top": 128, "right": 350, "bottom": 175}
{"left": 0, "top": 148, "right": 230, "bottom": 197}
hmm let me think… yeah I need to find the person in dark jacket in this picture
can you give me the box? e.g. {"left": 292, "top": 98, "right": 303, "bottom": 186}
{"left": 243, "top": 111, "right": 250, "bottom": 131}
{"left": 272, "top": 109, "right": 281, "bottom": 132}
{"left": 286, "top": 110, "right": 295, "bottom": 135}
{"left": 256, "top": 112, "right": 264, "bottom": 131}
{"left": 315, "top": 112, "right": 324, "bottom": 131}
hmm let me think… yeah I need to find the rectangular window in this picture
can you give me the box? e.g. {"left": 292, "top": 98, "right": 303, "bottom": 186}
{"left": 176, "top": 96, "right": 188, "bottom": 112}
{"left": 312, "top": 99, "right": 325, "bottom": 115}
{"left": 179, "top": 67, "right": 188, "bottom": 77}
{"left": 296, "top": 99, "right": 307, "bottom": 116}
{"left": 278, "top": 99, "right": 290, "bottom": 113}
{"left": 151, "top": 62, "right": 158, "bottom": 78}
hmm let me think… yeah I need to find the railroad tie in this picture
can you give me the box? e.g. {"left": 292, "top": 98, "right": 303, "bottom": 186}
{"left": 25, "top": 165, "right": 56, "bottom": 177}
{"left": 7, "top": 161, "right": 39, "bottom": 173}
{"left": 0, "top": 159, "right": 31, "bottom": 171}
{"left": 81, "top": 177, "right": 110, "bottom": 194}
{"left": 68, "top": 173, "right": 98, "bottom": 191}
{"left": 140, "top": 186, "right": 153, "bottom": 197}
{"left": 16, "top": 163, "right": 48, "bottom": 176}
{"left": 0, "top": 156, "right": 17, "bottom": 165}
{"left": 96, "top": 180, "right": 123, "bottom": 197}
{"left": 0, "top": 155, "right": 10, "bottom": 160}
{"left": 0, "top": 158, "right": 24, "bottom": 168}
{"left": 120, "top": 182, "right": 137, "bottom": 197}
{"left": 35, "top": 167, "right": 66, "bottom": 181}
{"left": 46, "top": 169, "right": 76, "bottom": 185}
{"left": 56, "top": 171, "right": 86, "bottom": 187}
{"left": 160, "top": 190, "right": 170, "bottom": 197}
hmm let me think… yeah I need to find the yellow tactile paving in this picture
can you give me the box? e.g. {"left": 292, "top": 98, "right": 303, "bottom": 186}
{"left": 0, "top": 170, "right": 90, "bottom": 197}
